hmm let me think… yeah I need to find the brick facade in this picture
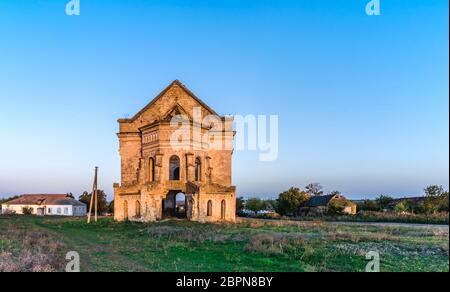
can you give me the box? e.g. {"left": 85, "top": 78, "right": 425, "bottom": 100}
{"left": 114, "top": 80, "right": 236, "bottom": 222}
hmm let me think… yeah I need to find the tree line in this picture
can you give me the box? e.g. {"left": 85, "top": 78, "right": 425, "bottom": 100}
{"left": 358, "top": 185, "right": 449, "bottom": 214}
{"left": 237, "top": 184, "right": 449, "bottom": 217}
{"left": 237, "top": 183, "right": 346, "bottom": 216}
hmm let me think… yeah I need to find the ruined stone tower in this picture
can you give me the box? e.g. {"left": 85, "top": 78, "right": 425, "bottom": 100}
{"left": 113, "top": 80, "right": 236, "bottom": 222}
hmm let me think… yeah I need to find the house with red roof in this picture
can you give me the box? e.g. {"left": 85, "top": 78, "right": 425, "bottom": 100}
{"left": 1, "top": 194, "right": 86, "bottom": 216}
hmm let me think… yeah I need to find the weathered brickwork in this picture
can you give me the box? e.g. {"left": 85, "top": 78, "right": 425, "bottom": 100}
{"left": 114, "top": 80, "right": 236, "bottom": 222}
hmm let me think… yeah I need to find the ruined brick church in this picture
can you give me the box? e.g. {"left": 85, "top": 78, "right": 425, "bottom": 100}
{"left": 114, "top": 80, "right": 236, "bottom": 222}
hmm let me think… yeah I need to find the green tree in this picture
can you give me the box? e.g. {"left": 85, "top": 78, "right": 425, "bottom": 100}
{"left": 261, "top": 199, "right": 278, "bottom": 211}
{"left": 79, "top": 190, "right": 109, "bottom": 215}
{"left": 416, "top": 200, "right": 439, "bottom": 214}
{"left": 236, "top": 197, "right": 245, "bottom": 213}
{"left": 305, "top": 183, "right": 323, "bottom": 196}
{"left": 424, "top": 185, "right": 445, "bottom": 198}
{"left": 277, "top": 187, "right": 310, "bottom": 216}
{"left": 245, "top": 198, "right": 263, "bottom": 214}
{"left": 0, "top": 195, "right": 20, "bottom": 205}
{"left": 108, "top": 200, "right": 115, "bottom": 214}
{"left": 421, "top": 185, "right": 448, "bottom": 214}
{"left": 328, "top": 190, "right": 342, "bottom": 196}
{"left": 376, "top": 195, "right": 394, "bottom": 210}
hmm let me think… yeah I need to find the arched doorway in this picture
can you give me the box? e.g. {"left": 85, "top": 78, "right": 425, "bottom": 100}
{"left": 162, "top": 191, "right": 187, "bottom": 219}
{"left": 149, "top": 158, "right": 155, "bottom": 182}
{"left": 123, "top": 200, "right": 128, "bottom": 220}
{"left": 174, "top": 192, "right": 186, "bottom": 218}
{"left": 169, "top": 156, "right": 180, "bottom": 180}
{"left": 135, "top": 200, "right": 141, "bottom": 218}
{"left": 207, "top": 200, "right": 213, "bottom": 217}
{"left": 221, "top": 200, "right": 226, "bottom": 220}
{"left": 195, "top": 158, "right": 201, "bottom": 181}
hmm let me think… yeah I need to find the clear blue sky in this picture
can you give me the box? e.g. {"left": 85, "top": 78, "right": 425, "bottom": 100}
{"left": 0, "top": 0, "right": 448, "bottom": 200}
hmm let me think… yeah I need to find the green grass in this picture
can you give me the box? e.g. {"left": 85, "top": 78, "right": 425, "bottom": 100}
{"left": 0, "top": 215, "right": 448, "bottom": 272}
{"left": 251, "top": 212, "right": 449, "bottom": 225}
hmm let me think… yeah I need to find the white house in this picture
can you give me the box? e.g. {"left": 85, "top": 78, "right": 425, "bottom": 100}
{"left": 1, "top": 194, "right": 87, "bottom": 216}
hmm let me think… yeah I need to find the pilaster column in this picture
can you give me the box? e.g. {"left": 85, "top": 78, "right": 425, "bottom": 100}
{"left": 185, "top": 153, "right": 194, "bottom": 182}
{"left": 155, "top": 153, "right": 163, "bottom": 181}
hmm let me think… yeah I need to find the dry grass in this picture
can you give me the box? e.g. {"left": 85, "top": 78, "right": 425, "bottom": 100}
{"left": 0, "top": 216, "right": 447, "bottom": 272}
{"left": 243, "top": 233, "right": 315, "bottom": 260}
{"left": 0, "top": 220, "right": 67, "bottom": 272}
{"left": 140, "top": 225, "right": 246, "bottom": 243}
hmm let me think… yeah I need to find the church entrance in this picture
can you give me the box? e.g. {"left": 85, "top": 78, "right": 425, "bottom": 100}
{"left": 162, "top": 190, "right": 187, "bottom": 219}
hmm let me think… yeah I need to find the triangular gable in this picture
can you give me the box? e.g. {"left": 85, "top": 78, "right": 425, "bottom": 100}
{"left": 160, "top": 103, "right": 193, "bottom": 122}
{"left": 124, "top": 80, "right": 219, "bottom": 123}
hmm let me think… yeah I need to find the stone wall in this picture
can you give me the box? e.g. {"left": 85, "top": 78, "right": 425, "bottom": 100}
{"left": 114, "top": 81, "right": 236, "bottom": 223}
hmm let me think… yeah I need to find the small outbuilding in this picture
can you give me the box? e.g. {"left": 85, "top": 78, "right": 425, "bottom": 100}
{"left": 1, "top": 194, "right": 86, "bottom": 216}
{"left": 300, "top": 194, "right": 357, "bottom": 216}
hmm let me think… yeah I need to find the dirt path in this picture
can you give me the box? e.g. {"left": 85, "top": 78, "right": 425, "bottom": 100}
{"left": 32, "top": 219, "right": 151, "bottom": 272}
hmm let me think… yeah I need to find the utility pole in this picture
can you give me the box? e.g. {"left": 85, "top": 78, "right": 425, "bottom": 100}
{"left": 87, "top": 166, "right": 98, "bottom": 224}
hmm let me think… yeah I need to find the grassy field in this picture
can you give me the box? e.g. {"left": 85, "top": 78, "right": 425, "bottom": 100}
{"left": 270, "top": 212, "right": 449, "bottom": 225}
{"left": 0, "top": 215, "right": 448, "bottom": 272}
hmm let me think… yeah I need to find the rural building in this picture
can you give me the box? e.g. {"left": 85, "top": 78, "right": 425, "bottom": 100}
{"left": 1, "top": 194, "right": 87, "bottom": 216}
{"left": 300, "top": 194, "right": 357, "bottom": 216}
{"left": 114, "top": 80, "right": 236, "bottom": 222}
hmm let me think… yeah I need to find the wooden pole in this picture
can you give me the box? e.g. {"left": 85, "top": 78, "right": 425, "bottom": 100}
{"left": 87, "top": 167, "right": 98, "bottom": 224}
{"left": 94, "top": 167, "right": 98, "bottom": 222}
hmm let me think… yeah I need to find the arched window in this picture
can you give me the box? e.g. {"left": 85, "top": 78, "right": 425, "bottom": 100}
{"left": 148, "top": 158, "right": 155, "bottom": 182}
{"left": 207, "top": 200, "right": 213, "bottom": 217}
{"left": 135, "top": 200, "right": 141, "bottom": 218}
{"left": 195, "top": 158, "right": 201, "bottom": 181}
{"left": 169, "top": 155, "right": 180, "bottom": 180}
{"left": 124, "top": 200, "right": 128, "bottom": 220}
{"left": 221, "top": 200, "right": 226, "bottom": 220}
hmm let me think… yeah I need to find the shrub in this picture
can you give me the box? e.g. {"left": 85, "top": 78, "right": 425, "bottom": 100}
{"left": 375, "top": 195, "right": 394, "bottom": 211}
{"left": 394, "top": 202, "right": 408, "bottom": 213}
{"left": 358, "top": 200, "right": 379, "bottom": 212}
{"left": 332, "top": 211, "right": 449, "bottom": 225}
{"left": 22, "top": 207, "right": 33, "bottom": 215}
{"left": 403, "top": 200, "right": 418, "bottom": 213}
{"left": 416, "top": 198, "right": 440, "bottom": 215}
{"left": 438, "top": 193, "right": 449, "bottom": 212}
{"left": 1, "top": 209, "right": 16, "bottom": 215}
